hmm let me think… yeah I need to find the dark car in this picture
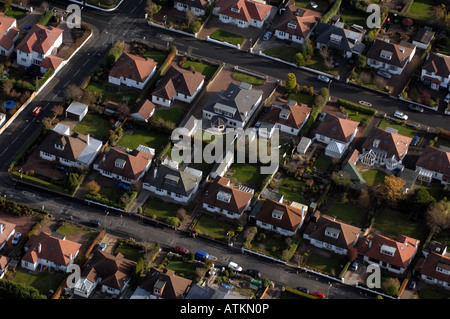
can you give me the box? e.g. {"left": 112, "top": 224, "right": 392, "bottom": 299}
{"left": 175, "top": 245, "right": 189, "bottom": 255}
{"left": 350, "top": 260, "right": 360, "bottom": 271}
{"left": 54, "top": 164, "right": 68, "bottom": 172}
{"left": 244, "top": 269, "right": 261, "bottom": 278}
{"left": 295, "top": 287, "right": 309, "bottom": 294}
{"left": 89, "top": 220, "right": 101, "bottom": 228}
{"left": 118, "top": 182, "right": 130, "bottom": 190}
{"left": 411, "top": 135, "right": 420, "bottom": 146}
{"left": 408, "top": 104, "right": 424, "bottom": 113}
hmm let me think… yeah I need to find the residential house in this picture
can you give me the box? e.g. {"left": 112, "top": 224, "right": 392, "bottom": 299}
{"left": 202, "top": 176, "right": 254, "bottom": 219}
{"left": 414, "top": 241, "right": 450, "bottom": 289}
{"left": 0, "top": 255, "right": 9, "bottom": 279}
{"left": 302, "top": 211, "right": 362, "bottom": 256}
{"left": 420, "top": 52, "right": 450, "bottom": 91}
{"left": 203, "top": 82, "right": 263, "bottom": 130}
{"left": 357, "top": 233, "right": 420, "bottom": 275}
{"left": 16, "top": 24, "right": 64, "bottom": 68}
{"left": 108, "top": 52, "right": 158, "bottom": 90}
{"left": 213, "top": 0, "right": 273, "bottom": 29}
{"left": 131, "top": 268, "right": 192, "bottom": 299}
{"left": 273, "top": 5, "right": 322, "bottom": 45}
{"left": 415, "top": 145, "right": 450, "bottom": 184}
{"left": 254, "top": 196, "right": 307, "bottom": 236}
{"left": 0, "top": 220, "right": 15, "bottom": 251}
{"left": 21, "top": 232, "right": 81, "bottom": 272}
{"left": 93, "top": 145, "right": 155, "bottom": 185}
{"left": 260, "top": 99, "right": 311, "bottom": 138}
{"left": 314, "top": 112, "right": 359, "bottom": 159}
{"left": 314, "top": 22, "right": 366, "bottom": 58}
{"left": 359, "top": 127, "right": 412, "bottom": 171}
{"left": 143, "top": 159, "right": 203, "bottom": 203}
{"left": 174, "top": 0, "right": 211, "bottom": 16}
{"left": 131, "top": 99, "right": 155, "bottom": 122}
{"left": 39, "top": 124, "right": 103, "bottom": 171}
{"left": 151, "top": 65, "right": 205, "bottom": 107}
{"left": 73, "top": 250, "right": 136, "bottom": 298}
{"left": 366, "top": 39, "right": 416, "bottom": 75}
{"left": 0, "top": 12, "right": 20, "bottom": 57}
{"left": 412, "top": 28, "right": 435, "bottom": 50}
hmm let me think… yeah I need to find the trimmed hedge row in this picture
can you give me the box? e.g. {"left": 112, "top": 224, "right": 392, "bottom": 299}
{"left": 337, "top": 98, "right": 377, "bottom": 115}
{"left": 0, "top": 280, "right": 46, "bottom": 299}
{"left": 284, "top": 286, "right": 319, "bottom": 299}
{"left": 321, "top": 0, "right": 342, "bottom": 23}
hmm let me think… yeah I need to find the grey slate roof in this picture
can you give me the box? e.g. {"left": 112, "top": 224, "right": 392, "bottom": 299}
{"left": 203, "top": 82, "right": 263, "bottom": 124}
{"left": 314, "top": 22, "right": 365, "bottom": 54}
{"left": 145, "top": 163, "right": 201, "bottom": 197}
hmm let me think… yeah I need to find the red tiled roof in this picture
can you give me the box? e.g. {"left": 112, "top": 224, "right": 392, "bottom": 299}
{"left": 415, "top": 252, "right": 450, "bottom": 284}
{"left": 255, "top": 199, "right": 306, "bottom": 232}
{"left": 263, "top": 101, "right": 311, "bottom": 129}
{"left": 422, "top": 52, "right": 450, "bottom": 79}
{"left": 274, "top": 5, "right": 322, "bottom": 38}
{"left": 216, "top": 0, "right": 272, "bottom": 22}
{"left": 366, "top": 39, "right": 415, "bottom": 68}
{"left": 416, "top": 145, "right": 450, "bottom": 177}
{"left": 315, "top": 113, "right": 359, "bottom": 143}
{"left": 362, "top": 127, "right": 412, "bottom": 161}
{"left": 40, "top": 54, "right": 64, "bottom": 70}
{"left": 109, "top": 52, "right": 157, "bottom": 83}
{"left": 16, "top": 24, "right": 63, "bottom": 54}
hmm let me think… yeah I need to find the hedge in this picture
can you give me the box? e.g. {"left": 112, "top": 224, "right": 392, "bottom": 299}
{"left": 321, "top": 0, "right": 342, "bottom": 23}
{"left": 337, "top": 98, "right": 377, "bottom": 115}
{"left": 284, "top": 286, "right": 319, "bottom": 299}
{"left": 85, "top": 191, "right": 138, "bottom": 210}
{"left": 37, "top": 10, "right": 53, "bottom": 26}
{"left": 0, "top": 280, "right": 46, "bottom": 299}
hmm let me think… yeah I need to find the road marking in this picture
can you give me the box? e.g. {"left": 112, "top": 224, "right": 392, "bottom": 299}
{"left": 63, "top": 80, "right": 70, "bottom": 88}
{"left": 73, "top": 69, "right": 80, "bottom": 77}
{"left": 82, "top": 59, "right": 90, "bottom": 67}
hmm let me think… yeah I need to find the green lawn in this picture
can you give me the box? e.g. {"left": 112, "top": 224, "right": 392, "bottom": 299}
{"left": 73, "top": 113, "right": 111, "bottom": 141}
{"left": 55, "top": 223, "right": 90, "bottom": 236}
{"left": 305, "top": 54, "right": 339, "bottom": 76}
{"left": 153, "top": 107, "right": 186, "bottom": 126}
{"left": 263, "top": 46, "right": 300, "bottom": 63}
{"left": 373, "top": 207, "right": 429, "bottom": 241}
{"left": 378, "top": 119, "right": 418, "bottom": 138}
{"left": 98, "top": 186, "right": 125, "bottom": 202}
{"left": 408, "top": 0, "right": 434, "bottom": 19}
{"left": 12, "top": 271, "right": 66, "bottom": 297}
{"left": 193, "top": 214, "right": 235, "bottom": 242}
{"left": 4, "top": 8, "right": 27, "bottom": 20}
{"left": 418, "top": 288, "right": 450, "bottom": 299}
{"left": 166, "top": 258, "right": 198, "bottom": 280}
{"left": 231, "top": 71, "right": 265, "bottom": 86}
{"left": 345, "top": 108, "right": 371, "bottom": 124}
{"left": 231, "top": 164, "right": 264, "bottom": 188}
{"left": 118, "top": 129, "right": 170, "bottom": 155}
{"left": 143, "top": 49, "right": 168, "bottom": 65}
{"left": 341, "top": 7, "right": 369, "bottom": 27}
{"left": 114, "top": 242, "right": 143, "bottom": 262}
{"left": 326, "top": 198, "right": 364, "bottom": 225}
{"left": 86, "top": 81, "right": 140, "bottom": 105}
{"left": 307, "top": 253, "right": 346, "bottom": 275}
{"left": 210, "top": 30, "right": 245, "bottom": 46}
{"left": 143, "top": 197, "right": 181, "bottom": 221}
{"left": 288, "top": 92, "right": 315, "bottom": 107}
{"left": 183, "top": 60, "right": 217, "bottom": 81}
{"left": 278, "top": 177, "right": 307, "bottom": 203}
{"left": 362, "top": 169, "right": 387, "bottom": 187}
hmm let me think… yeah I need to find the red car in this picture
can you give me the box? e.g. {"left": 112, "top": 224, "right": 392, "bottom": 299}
{"left": 32, "top": 107, "right": 43, "bottom": 116}
{"left": 311, "top": 292, "right": 326, "bottom": 299}
{"left": 175, "top": 245, "right": 189, "bottom": 255}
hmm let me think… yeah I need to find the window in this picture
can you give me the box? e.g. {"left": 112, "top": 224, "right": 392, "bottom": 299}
{"left": 287, "top": 23, "right": 296, "bottom": 29}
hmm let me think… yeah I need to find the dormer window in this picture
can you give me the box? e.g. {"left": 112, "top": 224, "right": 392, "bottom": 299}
{"left": 380, "top": 50, "right": 393, "bottom": 60}
{"left": 217, "top": 190, "right": 231, "bottom": 203}
{"left": 164, "top": 174, "right": 180, "bottom": 186}
{"left": 279, "top": 109, "right": 291, "bottom": 119}
{"left": 436, "top": 263, "right": 450, "bottom": 275}
{"left": 115, "top": 158, "right": 126, "bottom": 169}
{"left": 380, "top": 244, "right": 396, "bottom": 256}
{"left": 325, "top": 227, "right": 340, "bottom": 239}
{"left": 287, "top": 23, "right": 296, "bottom": 29}
{"left": 231, "top": 7, "right": 239, "bottom": 13}
{"left": 54, "top": 143, "right": 64, "bottom": 151}
{"left": 272, "top": 209, "right": 284, "bottom": 220}
{"left": 373, "top": 139, "right": 380, "bottom": 148}
{"left": 330, "top": 34, "right": 342, "bottom": 44}
{"left": 153, "top": 279, "right": 166, "bottom": 296}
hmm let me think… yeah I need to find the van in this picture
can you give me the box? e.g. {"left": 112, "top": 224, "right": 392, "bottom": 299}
{"left": 394, "top": 111, "right": 408, "bottom": 121}
{"left": 228, "top": 261, "right": 242, "bottom": 272}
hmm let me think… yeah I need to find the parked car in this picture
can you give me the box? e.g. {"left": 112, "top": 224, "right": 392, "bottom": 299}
{"left": 317, "top": 74, "right": 330, "bottom": 83}
{"left": 309, "top": 1, "right": 318, "bottom": 8}
{"left": 54, "top": 164, "right": 68, "bottom": 172}
{"left": 392, "top": 167, "right": 402, "bottom": 176}
{"left": 228, "top": 261, "right": 243, "bottom": 272}
{"left": 32, "top": 106, "right": 43, "bottom": 116}
{"left": 409, "top": 279, "right": 417, "bottom": 289}
{"left": 377, "top": 70, "right": 392, "bottom": 79}
{"left": 350, "top": 260, "right": 359, "bottom": 271}
{"left": 117, "top": 182, "right": 130, "bottom": 190}
{"left": 12, "top": 232, "right": 21, "bottom": 245}
{"left": 408, "top": 104, "right": 423, "bottom": 113}
{"left": 244, "top": 269, "right": 261, "bottom": 278}
{"left": 394, "top": 111, "right": 408, "bottom": 120}
{"left": 444, "top": 93, "right": 450, "bottom": 104}
{"left": 296, "top": 287, "right": 309, "bottom": 294}
{"left": 174, "top": 245, "right": 189, "bottom": 255}
{"left": 312, "top": 291, "right": 326, "bottom": 298}
{"left": 411, "top": 135, "right": 420, "bottom": 146}
{"left": 318, "top": 111, "right": 327, "bottom": 122}
{"left": 89, "top": 220, "right": 101, "bottom": 228}
{"left": 262, "top": 31, "right": 272, "bottom": 41}
{"left": 98, "top": 243, "right": 107, "bottom": 251}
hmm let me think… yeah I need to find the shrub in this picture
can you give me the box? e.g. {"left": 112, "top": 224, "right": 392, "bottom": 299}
{"left": 337, "top": 99, "right": 376, "bottom": 115}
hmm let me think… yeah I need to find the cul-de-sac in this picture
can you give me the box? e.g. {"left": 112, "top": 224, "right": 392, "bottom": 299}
{"left": 0, "top": 0, "right": 448, "bottom": 302}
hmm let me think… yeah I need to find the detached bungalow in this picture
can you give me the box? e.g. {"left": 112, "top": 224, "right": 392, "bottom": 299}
{"left": 414, "top": 241, "right": 450, "bottom": 289}
{"left": 420, "top": 52, "right": 450, "bottom": 91}
{"left": 366, "top": 39, "right": 416, "bottom": 75}
{"left": 415, "top": 145, "right": 450, "bottom": 184}
{"left": 108, "top": 53, "right": 157, "bottom": 90}
{"left": 213, "top": 0, "right": 273, "bottom": 29}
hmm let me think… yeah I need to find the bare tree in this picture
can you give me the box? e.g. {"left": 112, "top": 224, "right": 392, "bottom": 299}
{"left": 65, "top": 84, "right": 83, "bottom": 101}
{"left": 426, "top": 200, "right": 450, "bottom": 234}
{"left": 52, "top": 104, "right": 64, "bottom": 118}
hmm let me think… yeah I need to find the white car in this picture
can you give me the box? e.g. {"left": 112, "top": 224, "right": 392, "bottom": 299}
{"left": 394, "top": 111, "right": 408, "bottom": 121}
{"left": 444, "top": 93, "right": 450, "bottom": 104}
{"left": 317, "top": 74, "right": 330, "bottom": 83}
{"left": 228, "top": 261, "right": 243, "bottom": 272}
{"left": 12, "top": 232, "right": 22, "bottom": 245}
